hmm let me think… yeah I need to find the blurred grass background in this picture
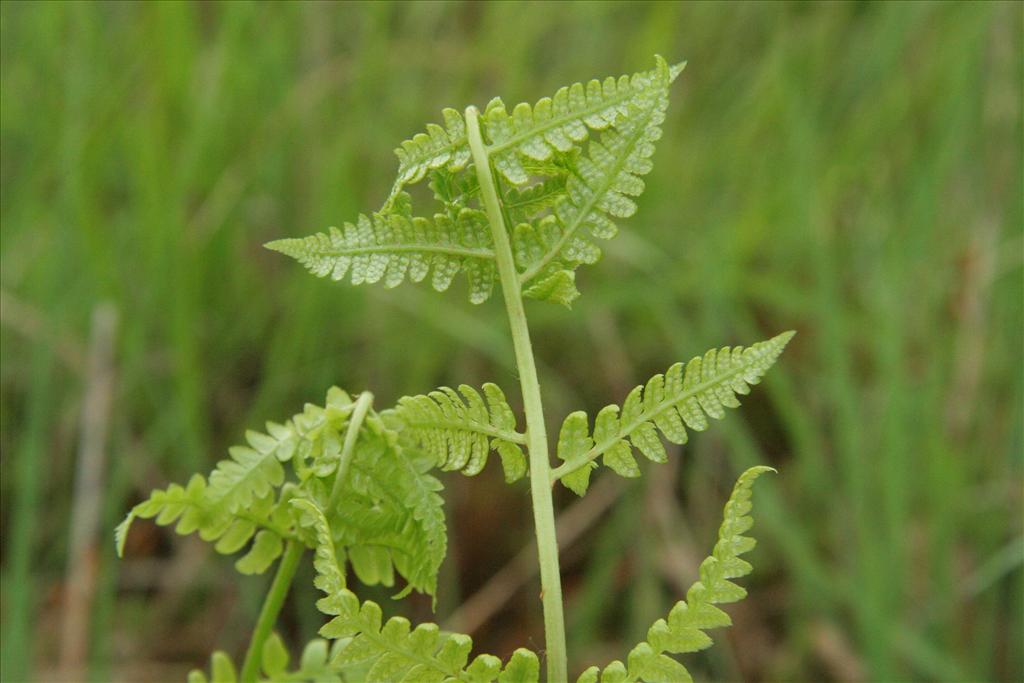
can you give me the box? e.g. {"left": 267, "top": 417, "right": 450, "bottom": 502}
{"left": 1, "top": 1, "right": 1021, "bottom": 681}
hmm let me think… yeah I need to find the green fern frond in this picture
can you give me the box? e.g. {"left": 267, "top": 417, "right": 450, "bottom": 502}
{"left": 266, "top": 193, "right": 498, "bottom": 304}
{"left": 384, "top": 57, "right": 681, "bottom": 204}
{"left": 389, "top": 108, "right": 470, "bottom": 205}
{"left": 259, "top": 634, "right": 339, "bottom": 683}
{"left": 198, "top": 389, "right": 358, "bottom": 511}
{"left": 291, "top": 498, "right": 347, "bottom": 604}
{"left": 117, "top": 386, "right": 448, "bottom": 595}
{"left": 514, "top": 59, "right": 675, "bottom": 292}
{"left": 115, "top": 474, "right": 296, "bottom": 575}
{"left": 115, "top": 55, "right": 793, "bottom": 683}
{"left": 187, "top": 651, "right": 238, "bottom": 683}
{"left": 504, "top": 175, "right": 569, "bottom": 224}
{"left": 204, "top": 387, "right": 359, "bottom": 509}
{"left": 301, "top": 497, "right": 540, "bottom": 682}
{"left": 206, "top": 432, "right": 288, "bottom": 512}
{"left": 384, "top": 382, "right": 528, "bottom": 481}
{"left": 335, "top": 432, "right": 447, "bottom": 597}
{"left": 576, "top": 466, "right": 773, "bottom": 683}
{"left": 187, "top": 639, "right": 339, "bottom": 683}
{"left": 289, "top": 431, "right": 447, "bottom": 599}
{"left": 496, "top": 57, "right": 683, "bottom": 306}
{"left": 271, "top": 57, "right": 685, "bottom": 309}
{"left": 481, "top": 56, "right": 680, "bottom": 186}
{"left": 553, "top": 332, "right": 794, "bottom": 495}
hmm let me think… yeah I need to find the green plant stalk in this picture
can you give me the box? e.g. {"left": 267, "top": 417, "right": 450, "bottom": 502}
{"left": 465, "top": 105, "right": 568, "bottom": 683}
{"left": 328, "top": 390, "right": 374, "bottom": 510}
{"left": 239, "top": 539, "right": 304, "bottom": 683}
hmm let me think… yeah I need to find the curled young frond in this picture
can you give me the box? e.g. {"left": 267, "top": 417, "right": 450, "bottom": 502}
{"left": 384, "top": 382, "right": 527, "bottom": 481}
{"left": 576, "top": 466, "right": 774, "bottom": 683}
{"left": 554, "top": 332, "right": 794, "bottom": 495}
{"left": 266, "top": 193, "right": 497, "bottom": 304}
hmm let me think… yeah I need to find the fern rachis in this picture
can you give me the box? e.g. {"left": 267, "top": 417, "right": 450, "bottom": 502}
{"left": 117, "top": 57, "right": 794, "bottom": 683}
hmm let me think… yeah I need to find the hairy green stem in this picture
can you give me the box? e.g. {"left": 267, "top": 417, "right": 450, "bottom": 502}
{"left": 239, "top": 540, "right": 303, "bottom": 683}
{"left": 465, "top": 105, "right": 568, "bottom": 683}
{"left": 328, "top": 390, "right": 374, "bottom": 510}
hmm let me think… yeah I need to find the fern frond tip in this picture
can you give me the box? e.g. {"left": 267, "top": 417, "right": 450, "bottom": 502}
{"left": 586, "top": 465, "right": 773, "bottom": 681}
{"left": 114, "top": 512, "right": 135, "bottom": 557}
{"left": 743, "top": 464, "right": 778, "bottom": 478}
{"left": 775, "top": 329, "right": 797, "bottom": 345}
{"left": 263, "top": 237, "right": 297, "bottom": 254}
{"left": 669, "top": 60, "right": 687, "bottom": 82}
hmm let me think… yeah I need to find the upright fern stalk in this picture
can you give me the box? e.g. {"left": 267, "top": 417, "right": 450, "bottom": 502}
{"left": 117, "top": 57, "right": 796, "bottom": 683}
{"left": 465, "top": 105, "right": 568, "bottom": 681}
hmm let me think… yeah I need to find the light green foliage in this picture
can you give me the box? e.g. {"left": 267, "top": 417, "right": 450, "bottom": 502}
{"left": 291, "top": 499, "right": 347, "bottom": 605}
{"left": 575, "top": 466, "right": 773, "bottom": 683}
{"left": 383, "top": 382, "right": 527, "bottom": 481}
{"left": 187, "top": 638, "right": 339, "bottom": 683}
{"left": 554, "top": 332, "right": 794, "bottom": 494}
{"left": 114, "top": 474, "right": 296, "bottom": 575}
{"left": 272, "top": 57, "right": 683, "bottom": 307}
{"left": 326, "top": 428, "right": 446, "bottom": 596}
{"left": 187, "top": 651, "right": 239, "bottom": 683}
{"left": 117, "top": 388, "right": 447, "bottom": 597}
{"left": 116, "top": 55, "right": 792, "bottom": 683}
{"left": 390, "top": 108, "right": 471, "bottom": 205}
{"left": 479, "top": 58, "right": 680, "bottom": 185}
{"left": 555, "top": 412, "right": 597, "bottom": 496}
{"left": 386, "top": 58, "right": 683, "bottom": 204}
{"left": 266, "top": 193, "right": 498, "bottom": 305}
{"left": 303, "top": 497, "right": 541, "bottom": 682}
{"left": 508, "top": 58, "right": 682, "bottom": 303}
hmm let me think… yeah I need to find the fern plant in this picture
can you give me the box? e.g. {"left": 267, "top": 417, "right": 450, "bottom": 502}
{"left": 117, "top": 56, "right": 793, "bottom": 682}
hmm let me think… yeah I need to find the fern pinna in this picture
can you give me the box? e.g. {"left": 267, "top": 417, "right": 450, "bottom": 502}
{"left": 117, "top": 56, "right": 794, "bottom": 682}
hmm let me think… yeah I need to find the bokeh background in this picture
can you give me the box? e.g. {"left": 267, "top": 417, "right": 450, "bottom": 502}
{"left": 2, "top": 1, "right": 1021, "bottom": 681}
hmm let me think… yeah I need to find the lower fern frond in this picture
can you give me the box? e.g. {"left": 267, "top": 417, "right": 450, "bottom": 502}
{"left": 328, "top": 433, "right": 448, "bottom": 598}
{"left": 187, "top": 637, "right": 339, "bottom": 683}
{"left": 300, "top": 495, "right": 540, "bottom": 682}
{"left": 115, "top": 474, "right": 297, "bottom": 575}
{"left": 575, "top": 466, "right": 774, "bottom": 683}
{"left": 205, "top": 386, "right": 360, "bottom": 509}
{"left": 116, "top": 387, "right": 448, "bottom": 597}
